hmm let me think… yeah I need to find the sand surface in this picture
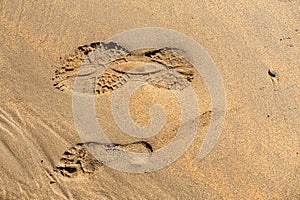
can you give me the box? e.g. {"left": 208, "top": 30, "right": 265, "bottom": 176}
{"left": 0, "top": 0, "right": 299, "bottom": 199}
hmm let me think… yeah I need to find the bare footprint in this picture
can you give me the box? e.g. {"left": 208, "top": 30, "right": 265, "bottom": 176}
{"left": 55, "top": 141, "right": 153, "bottom": 177}
{"left": 55, "top": 143, "right": 103, "bottom": 178}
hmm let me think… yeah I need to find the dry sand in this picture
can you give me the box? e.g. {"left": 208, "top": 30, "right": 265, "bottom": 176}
{"left": 0, "top": 0, "right": 299, "bottom": 199}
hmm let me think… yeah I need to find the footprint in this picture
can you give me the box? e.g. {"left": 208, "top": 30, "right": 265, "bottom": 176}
{"left": 53, "top": 42, "right": 195, "bottom": 94}
{"left": 55, "top": 143, "right": 103, "bottom": 178}
{"left": 96, "top": 48, "right": 195, "bottom": 94}
{"left": 52, "top": 42, "right": 129, "bottom": 92}
{"left": 55, "top": 141, "right": 153, "bottom": 177}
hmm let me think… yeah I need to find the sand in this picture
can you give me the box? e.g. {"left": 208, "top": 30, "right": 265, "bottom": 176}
{"left": 0, "top": 0, "right": 299, "bottom": 199}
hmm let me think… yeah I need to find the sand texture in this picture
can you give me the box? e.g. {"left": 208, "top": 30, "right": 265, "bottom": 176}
{"left": 0, "top": 0, "right": 299, "bottom": 199}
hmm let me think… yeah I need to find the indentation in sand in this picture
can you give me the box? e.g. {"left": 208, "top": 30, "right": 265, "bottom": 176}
{"left": 55, "top": 141, "right": 153, "bottom": 177}
{"left": 55, "top": 143, "right": 102, "bottom": 178}
{"left": 52, "top": 42, "right": 195, "bottom": 94}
